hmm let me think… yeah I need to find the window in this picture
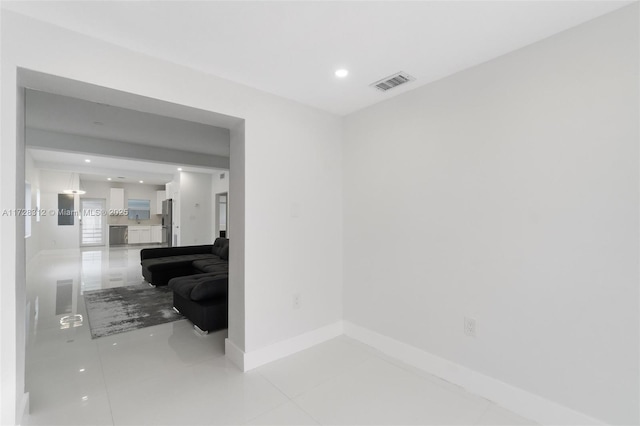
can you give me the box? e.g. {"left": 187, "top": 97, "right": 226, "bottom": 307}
{"left": 128, "top": 199, "right": 151, "bottom": 220}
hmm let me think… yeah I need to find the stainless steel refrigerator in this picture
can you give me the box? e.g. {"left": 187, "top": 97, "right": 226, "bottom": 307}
{"left": 161, "top": 199, "right": 173, "bottom": 247}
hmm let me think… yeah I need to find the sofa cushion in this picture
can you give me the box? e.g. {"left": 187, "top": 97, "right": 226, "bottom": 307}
{"left": 168, "top": 276, "right": 199, "bottom": 299}
{"left": 169, "top": 273, "right": 228, "bottom": 302}
{"left": 192, "top": 258, "right": 228, "bottom": 273}
{"left": 191, "top": 276, "right": 228, "bottom": 301}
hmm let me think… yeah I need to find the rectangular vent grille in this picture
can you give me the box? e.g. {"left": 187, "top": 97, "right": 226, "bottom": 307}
{"left": 370, "top": 72, "right": 415, "bottom": 92}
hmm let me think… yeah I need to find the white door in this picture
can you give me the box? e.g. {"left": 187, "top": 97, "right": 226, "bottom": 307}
{"left": 80, "top": 199, "right": 106, "bottom": 246}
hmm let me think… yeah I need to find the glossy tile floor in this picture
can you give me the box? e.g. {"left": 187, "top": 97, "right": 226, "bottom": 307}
{"left": 25, "top": 247, "right": 536, "bottom": 425}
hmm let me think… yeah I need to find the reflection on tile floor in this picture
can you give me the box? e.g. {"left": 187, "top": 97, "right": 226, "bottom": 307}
{"left": 25, "top": 247, "right": 536, "bottom": 425}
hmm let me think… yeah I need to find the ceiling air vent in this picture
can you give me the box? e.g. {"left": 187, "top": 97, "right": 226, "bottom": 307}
{"left": 220, "top": 173, "right": 226, "bottom": 180}
{"left": 370, "top": 71, "right": 415, "bottom": 92}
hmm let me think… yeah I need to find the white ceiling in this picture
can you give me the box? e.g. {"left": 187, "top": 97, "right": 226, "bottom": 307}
{"left": 29, "top": 148, "right": 223, "bottom": 186}
{"left": 26, "top": 90, "right": 230, "bottom": 157}
{"left": 3, "top": 1, "right": 633, "bottom": 115}
{"left": 25, "top": 89, "right": 230, "bottom": 185}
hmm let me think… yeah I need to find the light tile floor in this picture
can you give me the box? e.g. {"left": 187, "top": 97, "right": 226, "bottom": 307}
{"left": 24, "top": 247, "right": 536, "bottom": 425}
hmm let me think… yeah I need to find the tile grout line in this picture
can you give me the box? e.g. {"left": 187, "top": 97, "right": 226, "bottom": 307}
{"left": 341, "top": 337, "right": 536, "bottom": 424}
{"left": 288, "top": 397, "right": 324, "bottom": 426}
{"left": 361, "top": 342, "right": 496, "bottom": 406}
{"left": 246, "top": 370, "right": 295, "bottom": 421}
{"left": 267, "top": 340, "right": 379, "bottom": 402}
{"left": 472, "top": 400, "right": 494, "bottom": 425}
{"left": 251, "top": 369, "right": 324, "bottom": 426}
{"left": 250, "top": 341, "right": 379, "bottom": 425}
{"left": 368, "top": 352, "right": 495, "bottom": 421}
{"left": 291, "top": 352, "right": 377, "bottom": 400}
{"left": 276, "top": 344, "right": 493, "bottom": 426}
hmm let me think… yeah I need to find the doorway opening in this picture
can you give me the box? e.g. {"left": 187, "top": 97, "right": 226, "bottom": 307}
{"left": 215, "top": 192, "right": 228, "bottom": 238}
{"left": 14, "top": 69, "right": 246, "bottom": 423}
{"left": 80, "top": 198, "right": 106, "bottom": 246}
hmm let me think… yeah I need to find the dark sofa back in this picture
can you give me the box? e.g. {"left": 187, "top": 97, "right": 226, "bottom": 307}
{"left": 219, "top": 244, "right": 229, "bottom": 261}
{"left": 141, "top": 244, "right": 214, "bottom": 261}
{"left": 212, "top": 237, "right": 229, "bottom": 256}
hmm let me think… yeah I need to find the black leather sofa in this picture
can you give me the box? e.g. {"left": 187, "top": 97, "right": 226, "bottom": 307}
{"left": 140, "top": 238, "right": 229, "bottom": 333}
{"left": 140, "top": 238, "right": 229, "bottom": 286}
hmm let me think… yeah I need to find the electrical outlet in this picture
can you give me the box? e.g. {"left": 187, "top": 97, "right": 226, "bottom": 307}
{"left": 464, "top": 317, "right": 477, "bottom": 337}
{"left": 293, "top": 293, "right": 301, "bottom": 310}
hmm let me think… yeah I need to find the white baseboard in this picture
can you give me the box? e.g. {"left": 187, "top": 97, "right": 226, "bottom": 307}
{"left": 224, "top": 338, "right": 246, "bottom": 371}
{"left": 343, "top": 321, "right": 605, "bottom": 426}
{"left": 225, "top": 321, "right": 344, "bottom": 372}
{"left": 17, "top": 391, "right": 29, "bottom": 426}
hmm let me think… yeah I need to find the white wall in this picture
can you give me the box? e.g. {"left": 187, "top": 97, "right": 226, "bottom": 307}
{"left": 0, "top": 10, "right": 343, "bottom": 425}
{"left": 25, "top": 150, "right": 40, "bottom": 263}
{"left": 36, "top": 170, "right": 80, "bottom": 251}
{"left": 212, "top": 171, "right": 229, "bottom": 195}
{"left": 179, "top": 171, "right": 213, "bottom": 245}
{"left": 343, "top": 6, "right": 638, "bottom": 425}
{"left": 166, "top": 175, "right": 181, "bottom": 245}
{"left": 212, "top": 170, "right": 229, "bottom": 240}
{"left": 228, "top": 122, "right": 245, "bottom": 350}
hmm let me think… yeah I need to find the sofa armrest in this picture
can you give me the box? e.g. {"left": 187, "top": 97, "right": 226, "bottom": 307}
{"left": 140, "top": 245, "right": 213, "bottom": 261}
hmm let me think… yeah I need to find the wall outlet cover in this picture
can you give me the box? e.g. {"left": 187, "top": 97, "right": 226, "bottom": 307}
{"left": 293, "top": 293, "right": 301, "bottom": 310}
{"left": 464, "top": 317, "right": 477, "bottom": 337}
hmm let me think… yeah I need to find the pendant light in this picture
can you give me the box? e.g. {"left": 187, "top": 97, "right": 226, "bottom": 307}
{"left": 63, "top": 172, "right": 86, "bottom": 195}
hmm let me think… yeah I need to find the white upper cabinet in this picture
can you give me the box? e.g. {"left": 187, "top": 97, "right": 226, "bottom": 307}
{"left": 109, "top": 188, "right": 125, "bottom": 213}
{"left": 155, "top": 190, "right": 166, "bottom": 215}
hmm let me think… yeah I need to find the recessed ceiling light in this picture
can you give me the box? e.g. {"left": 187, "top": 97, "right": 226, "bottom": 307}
{"left": 107, "top": 178, "right": 112, "bottom": 181}
{"left": 335, "top": 69, "right": 349, "bottom": 78}
{"left": 84, "top": 159, "right": 91, "bottom": 163}
{"left": 139, "top": 180, "right": 144, "bottom": 183}
{"left": 177, "top": 167, "right": 183, "bottom": 171}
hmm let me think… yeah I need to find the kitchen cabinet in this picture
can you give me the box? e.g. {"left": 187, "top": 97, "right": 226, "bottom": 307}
{"left": 128, "top": 225, "right": 152, "bottom": 244}
{"left": 155, "top": 190, "right": 166, "bottom": 215}
{"left": 139, "top": 227, "right": 151, "bottom": 243}
{"left": 128, "top": 227, "right": 140, "bottom": 244}
{"left": 109, "top": 188, "right": 125, "bottom": 213}
{"left": 151, "top": 225, "right": 162, "bottom": 243}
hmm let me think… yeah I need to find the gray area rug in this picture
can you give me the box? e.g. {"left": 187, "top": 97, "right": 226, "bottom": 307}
{"left": 84, "top": 284, "right": 183, "bottom": 339}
